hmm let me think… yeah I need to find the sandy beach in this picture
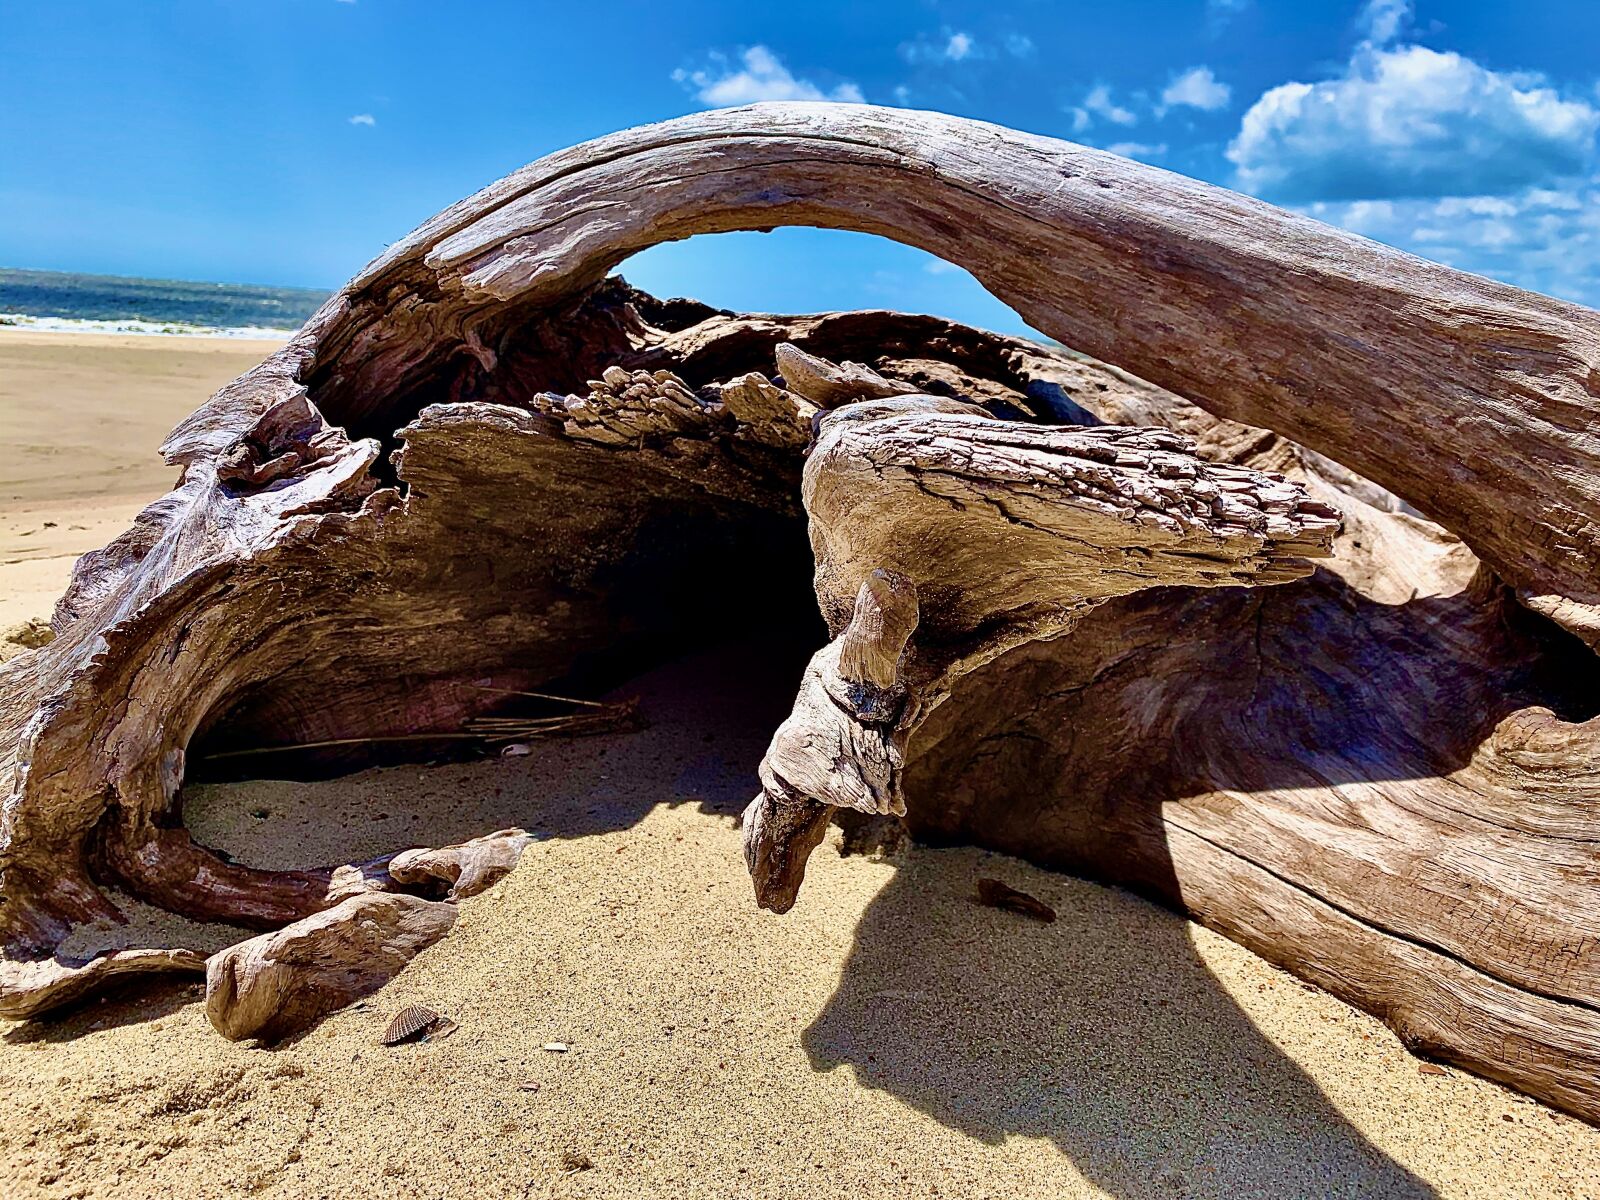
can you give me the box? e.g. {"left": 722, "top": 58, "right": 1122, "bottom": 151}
{"left": 0, "top": 331, "right": 283, "bottom": 646}
{"left": 4, "top": 328, "right": 1600, "bottom": 1199}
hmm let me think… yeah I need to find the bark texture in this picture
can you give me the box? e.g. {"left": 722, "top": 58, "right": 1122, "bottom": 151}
{"left": 388, "top": 829, "right": 536, "bottom": 900}
{"left": 205, "top": 892, "right": 458, "bottom": 1043}
{"left": 1, "top": 103, "right": 1598, "bottom": 1122}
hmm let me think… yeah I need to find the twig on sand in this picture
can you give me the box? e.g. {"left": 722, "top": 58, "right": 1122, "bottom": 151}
{"left": 202, "top": 694, "right": 639, "bottom": 760}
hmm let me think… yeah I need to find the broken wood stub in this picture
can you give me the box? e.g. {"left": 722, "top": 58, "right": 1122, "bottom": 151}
{"left": 835, "top": 568, "right": 919, "bottom": 712}
{"left": 387, "top": 828, "right": 536, "bottom": 900}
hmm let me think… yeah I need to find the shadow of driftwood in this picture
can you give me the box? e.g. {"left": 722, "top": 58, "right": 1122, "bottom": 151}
{"left": 181, "top": 637, "right": 813, "bottom": 870}
{"left": 814, "top": 565, "right": 1598, "bottom": 1198}
{"left": 803, "top": 848, "right": 1437, "bottom": 1199}
{"left": 3, "top": 977, "right": 202, "bottom": 1044}
{"left": 168, "top": 617, "right": 1454, "bottom": 1194}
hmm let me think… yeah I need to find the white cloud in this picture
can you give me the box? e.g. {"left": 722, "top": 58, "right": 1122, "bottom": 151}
{"left": 673, "top": 47, "right": 864, "bottom": 107}
{"left": 1161, "top": 66, "right": 1231, "bottom": 113}
{"left": 1206, "top": 0, "right": 1251, "bottom": 28}
{"left": 1431, "top": 196, "right": 1518, "bottom": 219}
{"left": 347, "top": 113, "right": 375, "bottom": 126}
{"left": 1083, "top": 84, "right": 1137, "bottom": 127}
{"left": 1358, "top": 0, "right": 1411, "bottom": 46}
{"left": 1104, "top": 141, "right": 1168, "bottom": 162}
{"left": 1335, "top": 199, "right": 1396, "bottom": 233}
{"left": 1301, "top": 185, "right": 1600, "bottom": 307}
{"left": 1004, "top": 34, "right": 1035, "bottom": 58}
{"left": 901, "top": 29, "right": 999, "bottom": 65}
{"left": 1228, "top": 44, "right": 1599, "bottom": 201}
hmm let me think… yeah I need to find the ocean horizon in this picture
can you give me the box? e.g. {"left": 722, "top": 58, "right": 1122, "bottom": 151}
{"left": 0, "top": 266, "right": 330, "bottom": 338}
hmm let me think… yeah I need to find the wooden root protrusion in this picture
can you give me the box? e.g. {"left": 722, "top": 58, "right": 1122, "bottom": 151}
{"left": 0, "top": 949, "right": 207, "bottom": 1020}
{"left": 745, "top": 569, "right": 920, "bottom": 912}
{"left": 198, "top": 828, "right": 534, "bottom": 1042}
{"left": 745, "top": 401, "right": 1341, "bottom": 911}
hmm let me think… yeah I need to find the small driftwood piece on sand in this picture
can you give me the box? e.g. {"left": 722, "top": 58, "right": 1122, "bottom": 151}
{"left": 0, "top": 949, "right": 206, "bottom": 1019}
{"left": 200, "top": 829, "right": 534, "bottom": 1041}
{"left": 2, "top": 104, "right": 1600, "bottom": 1121}
{"left": 388, "top": 828, "right": 536, "bottom": 899}
{"left": 205, "top": 892, "right": 458, "bottom": 1043}
{"left": 975, "top": 879, "right": 1057, "bottom": 924}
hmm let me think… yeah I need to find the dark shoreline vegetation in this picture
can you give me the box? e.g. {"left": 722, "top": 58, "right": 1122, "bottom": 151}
{"left": 0, "top": 267, "right": 330, "bottom": 331}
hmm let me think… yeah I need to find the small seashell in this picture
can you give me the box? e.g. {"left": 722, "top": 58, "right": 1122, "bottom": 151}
{"left": 382, "top": 1004, "right": 441, "bottom": 1045}
{"left": 519, "top": 1080, "right": 541, "bottom": 1092}
{"left": 501, "top": 743, "right": 532, "bottom": 757}
{"left": 542, "top": 1041, "right": 569, "bottom": 1053}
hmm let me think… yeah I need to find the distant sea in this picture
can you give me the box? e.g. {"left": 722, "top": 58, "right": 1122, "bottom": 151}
{"left": 0, "top": 267, "right": 331, "bottom": 338}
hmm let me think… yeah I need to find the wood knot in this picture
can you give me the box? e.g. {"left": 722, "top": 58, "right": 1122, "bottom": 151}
{"left": 836, "top": 569, "right": 920, "bottom": 719}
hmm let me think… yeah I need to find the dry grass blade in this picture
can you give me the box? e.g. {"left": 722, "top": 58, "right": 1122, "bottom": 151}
{"left": 202, "top": 696, "right": 640, "bottom": 760}
{"left": 468, "top": 684, "right": 612, "bottom": 708}
{"left": 462, "top": 695, "right": 640, "bottom": 742}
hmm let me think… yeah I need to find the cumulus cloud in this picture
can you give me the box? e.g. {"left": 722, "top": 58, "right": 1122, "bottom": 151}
{"left": 1249, "top": 1, "right": 1600, "bottom": 306}
{"left": 1302, "top": 185, "right": 1600, "bottom": 307}
{"left": 1068, "top": 84, "right": 1137, "bottom": 132}
{"left": 1358, "top": 0, "right": 1411, "bottom": 45}
{"left": 347, "top": 113, "right": 375, "bottom": 126}
{"left": 673, "top": 46, "right": 864, "bottom": 107}
{"left": 1161, "top": 66, "right": 1231, "bottom": 113}
{"left": 1332, "top": 199, "right": 1397, "bottom": 234}
{"left": 900, "top": 29, "right": 1030, "bottom": 65}
{"left": 1227, "top": 43, "right": 1599, "bottom": 201}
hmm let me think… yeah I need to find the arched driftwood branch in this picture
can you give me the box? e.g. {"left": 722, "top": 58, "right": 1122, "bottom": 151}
{"left": 308, "top": 102, "right": 1600, "bottom": 636}
{"left": 2, "top": 104, "right": 1600, "bottom": 1118}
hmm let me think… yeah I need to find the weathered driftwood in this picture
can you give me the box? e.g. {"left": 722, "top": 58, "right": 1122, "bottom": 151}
{"left": 387, "top": 828, "right": 535, "bottom": 900}
{"left": 0, "top": 948, "right": 205, "bottom": 1019}
{"left": 205, "top": 892, "right": 457, "bottom": 1042}
{"left": 201, "top": 830, "right": 531, "bottom": 1041}
{"left": 1, "top": 103, "right": 1599, "bottom": 1121}
{"left": 745, "top": 410, "right": 1338, "bottom": 909}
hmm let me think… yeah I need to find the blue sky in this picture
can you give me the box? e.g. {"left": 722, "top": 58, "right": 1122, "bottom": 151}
{"left": 3, "top": 0, "right": 1598, "bottom": 334}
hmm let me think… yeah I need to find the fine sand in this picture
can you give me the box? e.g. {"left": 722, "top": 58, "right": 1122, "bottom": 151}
{"left": 4, "top": 329, "right": 1600, "bottom": 1199}
{"left": 0, "top": 330, "right": 283, "bottom": 645}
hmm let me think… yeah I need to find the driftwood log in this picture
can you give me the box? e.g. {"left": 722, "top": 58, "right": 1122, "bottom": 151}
{"left": 205, "top": 892, "right": 458, "bottom": 1043}
{"left": 2, "top": 103, "right": 1600, "bottom": 1118}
